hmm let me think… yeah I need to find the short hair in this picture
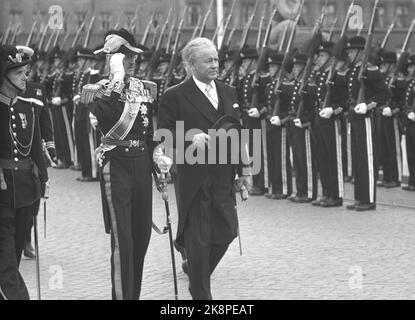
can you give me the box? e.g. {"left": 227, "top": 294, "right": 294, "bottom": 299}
{"left": 181, "top": 37, "right": 216, "bottom": 68}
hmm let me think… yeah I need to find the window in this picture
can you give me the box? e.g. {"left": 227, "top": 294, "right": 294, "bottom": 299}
{"left": 99, "top": 12, "right": 112, "bottom": 31}
{"left": 375, "top": 5, "right": 386, "bottom": 29}
{"left": 396, "top": 4, "right": 409, "bottom": 28}
{"left": 188, "top": 3, "right": 202, "bottom": 27}
{"left": 241, "top": 2, "right": 255, "bottom": 25}
{"left": 74, "top": 12, "right": 87, "bottom": 28}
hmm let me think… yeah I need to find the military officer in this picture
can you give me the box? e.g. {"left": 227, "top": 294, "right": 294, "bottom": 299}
{"left": 0, "top": 44, "right": 49, "bottom": 300}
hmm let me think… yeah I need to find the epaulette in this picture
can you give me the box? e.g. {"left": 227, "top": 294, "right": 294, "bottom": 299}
{"left": 337, "top": 71, "right": 347, "bottom": 76}
{"left": 141, "top": 80, "right": 157, "bottom": 102}
{"left": 90, "top": 69, "right": 100, "bottom": 75}
{"left": 80, "top": 79, "right": 109, "bottom": 104}
{"left": 367, "top": 65, "right": 379, "bottom": 72}
{"left": 18, "top": 97, "right": 44, "bottom": 107}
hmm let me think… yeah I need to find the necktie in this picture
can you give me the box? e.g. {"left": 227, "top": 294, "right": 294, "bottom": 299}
{"left": 205, "top": 83, "right": 218, "bottom": 109}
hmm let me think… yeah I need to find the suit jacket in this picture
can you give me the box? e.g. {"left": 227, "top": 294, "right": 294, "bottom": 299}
{"left": 158, "top": 77, "right": 243, "bottom": 243}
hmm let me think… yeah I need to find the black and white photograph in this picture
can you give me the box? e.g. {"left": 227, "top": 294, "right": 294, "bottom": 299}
{"left": 0, "top": 0, "right": 415, "bottom": 304}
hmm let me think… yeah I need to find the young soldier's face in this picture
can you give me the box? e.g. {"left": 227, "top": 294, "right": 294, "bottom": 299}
{"left": 156, "top": 62, "right": 169, "bottom": 75}
{"left": 346, "top": 49, "right": 360, "bottom": 64}
{"left": 315, "top": 52, "right": 330, "bottom": 68}
{"left": 408, "top": 65, "right": 415, "bottom": 76}
{"left": 6, "top": 66, "right": 28, "bottom": 91}
{"left": 123, "top": 54, "right": 137, "bottom": 77}
{"left": 269, "top": 64, "right": 280, "bottom": 77}
{"left": 292, "top": 63, "right": 304, "bottom": 78}
{"left": 380, "top": 62, "right": 394, "bottom": 74}
{"left": 191, "top": 45, "right": 219, "bottom": 83}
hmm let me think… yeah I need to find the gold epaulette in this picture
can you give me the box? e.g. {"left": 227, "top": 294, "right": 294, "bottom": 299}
{"left": 80, "top": 79, "right": 109, "bottom": 104}
{"left": 141, "top": 80, "right": 157, "bottom": 102}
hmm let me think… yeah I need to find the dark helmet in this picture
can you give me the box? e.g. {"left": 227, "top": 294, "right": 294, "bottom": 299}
{"left": 292, "top": 52, "right": 307, "bottom": 65}
{"left": 408, "top": 54, "right": 415, "bottom": 66}
{"left": 379, "top": 50, "right": 397, "bottom": 64}
{"left": 345, "top": 36, "right": 366, "bottom": 50}
{"left": 316, "top": 41, "right": 334, "bottom": 55}
{"left": 240, "top": 46, "right": 259, "bottom": 60}
{"left": 47, "top": 45, "right": 65, "bottom": 63}
{"left": 266, "top": 49, "right": 284, "bottom": 66}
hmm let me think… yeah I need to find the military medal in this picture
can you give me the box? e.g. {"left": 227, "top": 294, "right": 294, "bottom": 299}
{"left": 19, "top": 113, "right": 28, "bottom": 129}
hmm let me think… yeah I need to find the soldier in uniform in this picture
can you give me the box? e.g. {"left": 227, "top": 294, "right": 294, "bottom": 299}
{"left": 0, "top": 44, "right": 49, "bottom": 299}
{"left": 378, "top": 50, "right": 405, "bottom": 188}
{"left": 288, "top": 52, "right": 318, "bottom": 203}
{"left": 266, "top": 50, "right": 293, "bottom": 199}
{"left": 86, "top": 28, "right": 157, "bottom": 300}
{"left": 403, "top": 54, "right": 415, "bottom": 191}
{"left": 312, "top": 41, "right": 345, "bottom": 207}
{"left": 217, "top": 47, "right": 238, "bottom": 86}
{"left": 344, "top": 36, "right": 391, "bottom": 211}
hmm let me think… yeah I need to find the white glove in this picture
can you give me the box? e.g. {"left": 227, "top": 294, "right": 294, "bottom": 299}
{"left": 89, "top": 113, "right": 98, "bottom": 129}
{"left": 319, "top": 107, "right": 334, "bottom": 119}
{"left": 156, "top": 156, "right": 173, "bottom": 173}
{"left": 192, "top": 133, "right": 211, "bottom": 149}
{"left": 73, "top": 94, "right": 80, "bottom": 104}
{"left": 294, "top": 118, "right": 302, "bottom": 128}
{"left": 270, "top": 116, "right": 281, "bottom": 126}
{"left": 382, "top": 107, "right": 392, "bottom": 117}
{"left": 354, "top": 102, "right": 368, "bottom": 114}
{"left": 51, "top": 97, "right": 61, "bottom": 106}
{"left": 248, "top": 108, "right": 260, "bottom": 118}
{"left": 408, "top": 112, "right": 415, "bottom": 122}
{"left": 110, "top": 53, "right": 125, "bottom": 81}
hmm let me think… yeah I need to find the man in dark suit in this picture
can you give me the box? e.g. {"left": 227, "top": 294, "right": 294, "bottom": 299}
{"left": 155, "top": 37, "right": 251, "bottom": 300}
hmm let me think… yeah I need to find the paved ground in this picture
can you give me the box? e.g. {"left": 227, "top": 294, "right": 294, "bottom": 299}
{"left": 20, "top": 168, "right": 415, "bottom": 300}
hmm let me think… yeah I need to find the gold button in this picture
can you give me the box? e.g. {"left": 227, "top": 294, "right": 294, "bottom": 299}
{"left": 14, "top": 157, "right": 18, "bottom": 161}
{"left": 10, "top": 107, "right": 14, "bottom": 112}
{"left": 12, "top": 124, "right": 16, "bottom": 128}
{"left": 14, "top": 149, "right": 18, "bottom": 154}
{"left": 14, "top": 167, "right": 18, "bottom": 171}
{"left": 12, "top": 115, "right": 16, "bottom": 120}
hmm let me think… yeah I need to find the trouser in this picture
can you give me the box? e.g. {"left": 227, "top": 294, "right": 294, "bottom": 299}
{"left": 75, "top": 120, "right": 98, "bottom": 178}
{"left": 373, "top": 110, "right": 382, "bottom": 178}
{"left": 50, "top": 104, "right": 75, "bottom": 164}
{"left": 289, "top": 124, "right": 318, "bottom": 199}
{"left": 182, "top": 167, "right": 237, "bottom": 300}
{"left": 351, "top": 117, "right": 377, "bottom": 204}
{"left": 0, "top": 202, "right": 38, "bottom": 300}
{"left": 102, "top": 154, "right": 153, "bottom": 300}
{"left": 379, "top": 116, "right": 402, "bottom": 183}
{"left": 242, "top": 113, "right": 265, "bottom": 191}
{"left": 406, "top": 122, "right": 415, "bottom": 186}
{"left": 267, "top": 126, "right": 292, "bottom": 195}
{"left": 314, "top": 117, "right": 344, "bottom": 200}
{"left": 24, "top": 200, "right": 41, "bottom": 244}
{"left": 340, "top": 113, "right": 351, "bottom": 178}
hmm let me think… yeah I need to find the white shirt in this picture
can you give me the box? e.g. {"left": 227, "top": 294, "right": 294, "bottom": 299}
{"left": 193, "top": 76, "right": 219, "bottom": 110}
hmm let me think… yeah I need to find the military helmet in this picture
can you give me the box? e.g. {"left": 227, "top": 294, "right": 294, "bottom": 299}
{"left": 379, "top": 50, "right": 397, "bottom": 64}
{"left": 345, "top": 36, "right": 366, "bottom": 50}
{"left": 266, "top": 50, "right": 284, "bottom": 66}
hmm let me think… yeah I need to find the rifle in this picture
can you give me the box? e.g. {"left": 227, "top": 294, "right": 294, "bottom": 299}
{"left": 322, "top": 0, "right": 355, "bottom": 112}
{"left": 380, "top": 14, "right": 398, "bottom": 49}
{"left": 166, "top": 23, "right": 175, "bottom": 54}
{"left": 2, "top": 22, "right": 12, "bottom": 44}
{"left": 230, "top": 0, "right": 260, "bottom": 86}
{"left": 278, "top": 20, "right": 290, "bottom": 52}
{"left": 10, "top": 23, "right": 22, "bottom": 45}
{"left": 83, "top": 16, "right": 96, "bottom": 48}
{"left": 44, "top": 28, "right": 55, "bottom": 52}
{"left": 191, "top": 16, "right": 202, "bottom": 40}
{"left": 356, "top": 0, "right": 379, "bottom": 107}
{"left": 327, "top": 17, "right": 338, "bottom": 42}
{"left": 61, "top": 33, "right": 70, "bottom": 50}
{"left": 142, "top": 12, "right": 155, "bottom": 46}
{"left": 272, "top": 0, "right": 304, "bottom": 119}
{"left": 295, "top": 0, "right": 327, "bottom": 122}
{"left": 163, "top": 7, "right": 187, "bottom": 92}
{"left": 129, "top": 4, "right": 141, "bottom": 34}
{"left": 256, "top": 7, "right": 267, "bottom": 53}
{"left": 53, "top": 28, "right": 61, "bottom": 48}
{"left": 225, "top": 25, "right": 236, "bottom": 48}
{"left": 146, "top": 8, "right": 172, "bottom": 79}
{"left": 216, "top": 0, "right": 237, "bottom": 48}
{"left": 26, "top": 21, "right": 38, "bottom": 46}
{"left": 114, "top": 12, "right": 122, "bottom": 29}
{"left": 198, "top": 0, "right": 215, "bottom": 38}
{"left": 71, "top": 21, "right": 85, "bottom": 48}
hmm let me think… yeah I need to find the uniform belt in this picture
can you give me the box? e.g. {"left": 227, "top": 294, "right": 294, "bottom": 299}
{"left": 101, "top": 137, "right": 146, "bottom": 148}
{"left": 0, "top": 158, "right": 32, "bottom": 170}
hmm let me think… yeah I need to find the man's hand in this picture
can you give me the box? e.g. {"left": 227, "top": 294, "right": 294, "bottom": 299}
{"left": 408, "top": 112, "right": 415, "bottom": 122}
{"left": 235, "top": 175, "right": 251, "bottom": 201}
{"left": 51, "top": 97, "right": 61, "bottom": 106}
{"left": 354, "top": 102, "right": 368, "bottom": 114}
{"left": 270, "top": 116, "right": 281, "bottom": 126}
{"left": 319, "top": 107, "right": 334, "bottom": 119}
{"left": 382, "top": 107, "right": 392, "bottom": 117}
{"left": 156, "top": 156, "right": 173, "bottom": 173}
{"left": 367, "top": 101, "right": 377, "bottom": 110}
{"left": 110, "top": 53, "right": 125, "bottom": 81}
{"left": 192, "top": 133, "right": 211, "bottom": 149}
{"left": 73, "top": 94, "right": 81, "bottom": 104}
{"left": 89, "top": 113, "right": 98, "bottom": 129}
{"left": 294, "top": 118, "right": 302, "bottom": 128}
{"left": 248, "top": 108, "right": 260, "bottom": 118}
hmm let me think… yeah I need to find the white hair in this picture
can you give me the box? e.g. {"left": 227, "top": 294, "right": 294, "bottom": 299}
{"left": 181, "top": 37, "right": 216, "bottom": 69}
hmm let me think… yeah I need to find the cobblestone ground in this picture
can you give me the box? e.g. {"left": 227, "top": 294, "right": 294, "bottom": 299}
{"left": 19, "top": 168, "right": 415, "bottom": 300}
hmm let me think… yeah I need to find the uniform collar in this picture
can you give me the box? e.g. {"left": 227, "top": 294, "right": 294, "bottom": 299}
{"left": 0, "top": 92, "right": 18, "bottom": 106}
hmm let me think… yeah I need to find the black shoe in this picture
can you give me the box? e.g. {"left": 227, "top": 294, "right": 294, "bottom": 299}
{"left": 23, "top": 242, "right": 35, "bottom": 259}
{"left": 320, "top": 198, "right": 343, "bottom": 208}
{"left": 346, "top": 201, "right": 361, "bottom": 210}
{"left": 355, "top": 203, "right": 376, "bottom": 211}
{"left": 291, "top": 196, "right": 312, "bottom": 203}
{"left": 287, "top": 193, "right": 296, "bottom": 201}
{"left": 264, "top": 193, "right": 274, "bottom": 199}
{"left": 402, "top": 185, "right": 415, "bottom": 191}
{"left": 70, "top": 164, "right": 82, "bottom": 171}
{"left": 248, "top": 187, "right": 265, "bottom": 196}
{"left": 271, "top": 194, "right": 288, "bottom": 200}
{"left": 312, "top": 196, "right": 329, "bottom": 206}
{"left": 76, "top": 176, "right": 98, "bottom": 182}
{"left": 384, "top": 181, "right": 400, "bottom": 188}
{"left": 376, "top": 180, "right": 386, "bottom": 187}
{"left": 55, "top": 160, "right": 70, "bottom": 169}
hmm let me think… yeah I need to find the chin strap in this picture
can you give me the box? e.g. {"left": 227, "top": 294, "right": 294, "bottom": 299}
{"left": 5, "top": 76, "right": 24, "bottom": 92}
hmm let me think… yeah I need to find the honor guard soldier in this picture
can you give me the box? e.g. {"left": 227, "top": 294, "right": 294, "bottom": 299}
{"left": 135, "top": 49, "right": 153, "bottom": 79}
{"left": 85, "top": 28, "right": 157, "bottom": 300}
{"left": 288, "top": 52, "right": 318, "bottom": 203}
{"left": 0, "top": 44, "right": 49, "bottom": 300}
{"left": 344, "top": 36, "right": 391, "bottom": 211}
{"left": 73, "top": 48, "right": 100, "bottom": 182}
{"left": 151, "top": 51, "right": 171, "bottom": 118}
{"left": 378, "top": 50, "right": 404, "bottom": 188}
{"left": 403, "top": 54, "right": 415, "bottom": 191}
{"left": 264, "top": 50, "right": 293, "bottom": 199}
{"left": 312, "top": 41, "right": 345, "bottom": 207}
{"left": 217, "top": 47, "right": 238, "bottom": 86}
